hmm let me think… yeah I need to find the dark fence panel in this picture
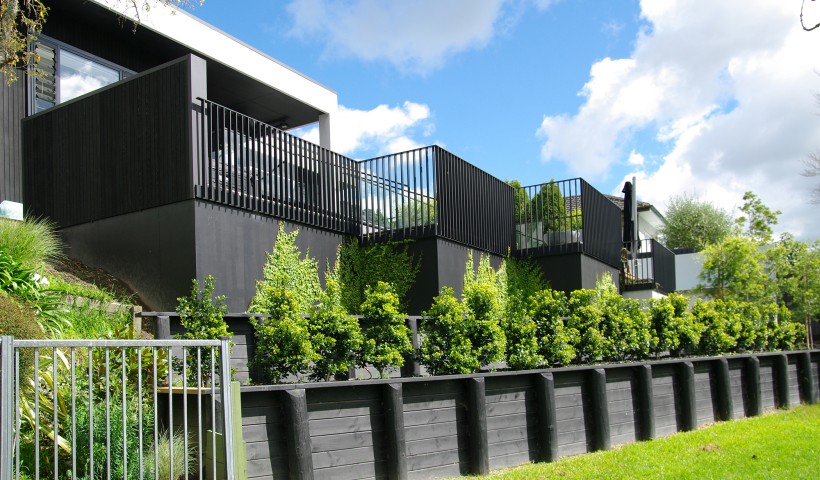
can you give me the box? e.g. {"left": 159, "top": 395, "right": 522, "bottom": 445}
{"left": 22, "top": 56, "right": 193, "bottom": 227}
{"left": 231, "top": 351, "right": 819, "bottom": 480}
{"left": 1, "top": 75, "right": 26, "bottom": 203}
{"left": 513, "top": 179, "right": 621, "bottom": 268}
{"left": 196, "top": 99, "right": 360, "bottom": 235}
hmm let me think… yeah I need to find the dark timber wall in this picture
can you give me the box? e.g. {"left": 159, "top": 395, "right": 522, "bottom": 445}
{"left": 0, "top": 74, "right": 25, "bottom": 203}
{"left": 532, "top": 252, "right": 620, "bottom": 294}
{"left": 229, "top": 351, "right": 819, "bottom": 480}
{"left": 22, "top": 55, "right": 202, "bottom": 228}
{"left": 193, "top": 201, "right": 348, "bottom": 312}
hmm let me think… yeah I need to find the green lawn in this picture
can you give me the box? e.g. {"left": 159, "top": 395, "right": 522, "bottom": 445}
{"left": 469, "top": 404, "right": 820, "bottom": 480}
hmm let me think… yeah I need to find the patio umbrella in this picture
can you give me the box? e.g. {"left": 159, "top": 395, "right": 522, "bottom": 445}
{"left": 622, "top": 181, "right": 634, "bottom": 251}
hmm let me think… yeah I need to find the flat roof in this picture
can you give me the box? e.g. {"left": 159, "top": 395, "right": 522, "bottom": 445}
{"left": 87, "top": 0, "right": 338, "bottom": 121}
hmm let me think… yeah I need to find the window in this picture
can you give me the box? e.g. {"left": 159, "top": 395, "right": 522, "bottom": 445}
{"left": 31, "top": 38, "right": 132, "bottom": 113}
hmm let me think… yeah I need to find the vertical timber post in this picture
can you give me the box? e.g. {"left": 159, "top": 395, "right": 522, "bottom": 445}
{"left": 589, "top": 369, "right": 610, "bottom": 452}
{"left": 678, "top": 362, "right": 697, "bottom": 431}
{"left": 774, "top": 354, "right": 790, "bottom": 409}
{"left": 535, "top": 372, "right": 558, "bottom": 462}
{"left": 636, "top": 365, "right": 655, "bottom": 441}
{"left": 231, "top": 381, "right": 247, "bottom": 480}
{"left": 283, "top": 389, "right": 314, "bottom": 480}
{"left": 796, "top": 351, "right": 816, "bottom": 405}
{"left": 715, "top": 358, "right": 733, "bottom": 421}
{"left": 400, "top": 318, "right": 420, "bottom": 378}
{"left": 745, "top": 356, "right": 762, "bottom": 417}
{"left": 1, "top": 337, "right": 13, "bottom": 480}
{"left": 219, "top": 337, "right": 236, "bottom": 480}
{"left": 383, "top": 384, "right": 408, "bottom": 480}
{"left": 467, "top": 378, "right": 489, "bottom": 475}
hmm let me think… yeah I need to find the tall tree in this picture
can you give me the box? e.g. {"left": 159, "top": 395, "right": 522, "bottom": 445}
{"left": 658, "top": 194, "right": 733, "bottom": 251}
{"left": 735, "top": 191, "right": 781, "bottom": 244}
{"left": 697, "top": 236, "right": 769, "bottom": 303}
{"left": 1, "top": 0, "right": 201, "bottom": 84}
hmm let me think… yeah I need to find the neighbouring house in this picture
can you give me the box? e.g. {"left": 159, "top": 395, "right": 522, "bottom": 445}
{"left": 1, "top": 0, "right": 673, "bottom": 313}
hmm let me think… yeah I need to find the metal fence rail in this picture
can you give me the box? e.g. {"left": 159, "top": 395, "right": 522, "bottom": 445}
{"left": 513, "top": 178, "right": 621, "bottom": 268}
{"left": 0, "top": 337, "right": 235, "bottom": 480}
{"left": 195, "top": 99, "right": 361, "bottom": 235}
{"left": 622, "top": 239, "right": 677, "bottom": 294}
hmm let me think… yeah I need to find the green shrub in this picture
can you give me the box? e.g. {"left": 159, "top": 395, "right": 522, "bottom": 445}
{"left": 250, "top": 287, "right": 316, "bottom": 383}
{"left": 308, "top": 256, "right": 363, "bottom": 381}
{"left": 498, "top": 256, "right": 544, "bottom": 370}
{"left": 0, "top": 216, "right": 62, "bottom": 269}
{"left": 764, "top": 305, "right": 805, "bottom": 350}
{"left": 176, "top": 275, "right": 230, "bottom": 384}
{"left": 249, "top": 223, "right": 320, "bottom": 315}
{"left": 566, "top": 289, "right": 605, "bottom": 363}
{"left": 529, "top": 289, "right": 577, "bottom": 366}
{"left": 462, "top": 253, "right": 506, "bottom": 368}
{"left": 359, "top": 282, "right": 412, "bottom": 379}
{"left": 692, "top": 299, "right": 737, "bottom": 355}
{"left": 419, "top": 287, "right": 479, "bottom": 375}
{"left": 338, "top": 239, "right": 420, "bottom": 314}
{"left": 648, "top": 292, "right": 696, "bottom": 356}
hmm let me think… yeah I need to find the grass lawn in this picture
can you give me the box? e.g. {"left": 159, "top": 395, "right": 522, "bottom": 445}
{"left": 469, "top": 404, "right": 820, "bottom": 480}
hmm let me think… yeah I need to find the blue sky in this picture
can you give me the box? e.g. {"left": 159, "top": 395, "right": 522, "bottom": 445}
{"left": 189, "top": 0, "right": 820, "bottom": 240}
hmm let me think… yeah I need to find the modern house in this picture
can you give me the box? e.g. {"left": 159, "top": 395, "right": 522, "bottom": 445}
{"left": 1, "top": 0, "right": 672, "bottom": 314}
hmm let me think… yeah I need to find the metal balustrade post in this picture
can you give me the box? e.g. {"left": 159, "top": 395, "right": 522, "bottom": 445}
{"left": 219, "top": 336, "right": 236, "bottom": 479}
{"left": 1, "top": 336, "right": 13, "bottom": 480}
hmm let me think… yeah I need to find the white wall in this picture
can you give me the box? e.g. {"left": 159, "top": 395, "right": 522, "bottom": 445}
{"left": 675, "top": 252, "right": 704, "bottom": 292}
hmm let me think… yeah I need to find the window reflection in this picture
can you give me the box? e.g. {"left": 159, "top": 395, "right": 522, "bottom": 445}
{"left": 59, "top": 50, "right": 120, "bottom": 102}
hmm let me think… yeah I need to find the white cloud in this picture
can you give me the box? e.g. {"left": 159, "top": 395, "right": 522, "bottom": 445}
{"left": 539, "top": 0, "right": 820, "bottom": 240}
{"left": 286, "top": 0, "right": 520, "bottom": 73}
{"left": 294, "top": 101, "right": 434, "bottom": 158}
{"left": 627, "top": 150, "right": 644, "bottom": 166}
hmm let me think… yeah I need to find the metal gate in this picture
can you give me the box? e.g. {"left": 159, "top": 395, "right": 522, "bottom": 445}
{"left": 0, "top": 336, "right": 236, "bottom": 480}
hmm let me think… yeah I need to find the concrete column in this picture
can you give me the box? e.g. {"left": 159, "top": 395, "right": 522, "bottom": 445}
{"left": 319, "top": 113, "right": 332, "bottom": 150}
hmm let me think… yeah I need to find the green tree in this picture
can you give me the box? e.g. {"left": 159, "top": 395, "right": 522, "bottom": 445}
{"left": 769, "top": 235, "right": 819, "bottom": 344}
{"left": 359, "top": 282, "right": 412, "bottom": 378}
{"left": 529, "top": 289, "right": 577, "bottom": 366}
{"left": 532, "top": 180, "right": 582, "bottom": 233}
{"left": 735, "top": 191, "right": 781, "bottom": 244}
{"left": 418, "top": 287, "right": 479, "bottom": 375}
{"left": 175, "top": 274, "right": 230, "bottom": 384}
{"left": 249, "top": 287, "right": 316, "bottom": 383}
{"left": 1, "top": 0, "right": 201, "bottom": 84}
{"left": 506, "top": 179, "right": 531, "bottom": 224}
{"left": 249, "top": 222, "right": 320, "bottom": 315}
{"left": 497, "top": 256, "right": 545, "bottom": 370}
{"left": 658, "top": 194, "right": 733, "bottom": 251}
{"left": 462, "top": 252, "right": 507, "bottom": 368}
{"left": 697, "top": 236, "right": 769, "bottom": 303}
{"left": 308, "top": 253, "right": 364, "bottom": 382}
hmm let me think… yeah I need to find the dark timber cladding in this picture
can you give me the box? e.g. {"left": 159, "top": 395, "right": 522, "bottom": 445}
{"left": 22, "top": 56, "right": 198, "bottom": 227}
{"left": 1, "top": 76, "right": 25, "bottom": 203}
{"left": 227, "top": 352, "right": 818, "bottom": 480}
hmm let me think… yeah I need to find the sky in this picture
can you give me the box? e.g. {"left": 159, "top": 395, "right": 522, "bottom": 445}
{"left": 189, "top": 0, "right": 820, "bottom": 241}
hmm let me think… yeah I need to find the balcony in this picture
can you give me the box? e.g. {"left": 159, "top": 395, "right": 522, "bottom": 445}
{"left": 621, "top": 239, "right": 677, "bottom": 294}
{"left": 513, "top": 178, "right": 622, "bottom": 269}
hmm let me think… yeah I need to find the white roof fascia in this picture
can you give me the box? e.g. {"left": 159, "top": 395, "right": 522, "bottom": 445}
{"left": 90, "top": 0, "right": 338, "bottom": 116}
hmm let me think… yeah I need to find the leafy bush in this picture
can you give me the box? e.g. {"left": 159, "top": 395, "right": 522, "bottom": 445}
{"left": 308, "top": 256, "right": 363, "bottom": 381}
{"left": 692, "top": 299, "right": 738, "bottom": 355}
{"left": 566, "top": 289, "right": 605, "bottom": 363}
{"left": 359, "top": 282, "right": 412, "bottom": 378}
{"left": 176, "top": 275, "right": 230, "bottom": 384}
{"left": 419, "top": 287, "right": 479, "bottom": 375}
{"left": 249, "top": 223, "right": 320, "bottom": 315}
{"left": 498, "top": 256, "right": 544, "bottom": 370}
{"left": 462, "top": 253, "right": 506, "bottom": 368}
{"left": 338, "top": 239, "right": 420, "bottom": 314}
{"left": 529, "top": 289, "right": 576, "bottom": 366}
{"left": 648, "top": 292, "right": 696, "bottom": 356}
{"left": 250, "top": 287, "right": 316, "bottom": 383}
{"left": 764, "top": 305, "right": 805, "bottom": 351}
{"left": 0, "top": 216, "right": 62, "bottom": 269}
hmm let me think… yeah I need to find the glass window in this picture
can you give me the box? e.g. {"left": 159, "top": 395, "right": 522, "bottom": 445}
{"left": 59, "top": 50, "right": 120, "bottom": 102}
{"left": 31, "top": 39, "right": 131, "bottom": 113}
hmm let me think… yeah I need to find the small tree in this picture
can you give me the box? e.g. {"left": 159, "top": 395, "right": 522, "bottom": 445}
{"left": 359, "top": 282, "right": 412, "bottom": 378}
{"left": 308, "top": 255, "right": 364, "bottom": 382}
{"left": 175, "top": 275, "right": 230, "bottom": 384}
{"left": 249, "top": 287, "right": 316, "bottom": 384}
{"left": 249, "top": 222, "right": 320, "bottom": 315}
{"left": 735, "top": 191, "right": 781, "bottom": 245}
{"left": 462, "top": 253, "right": 506, "bottom": 368}
{"left": 659, "top": 194, "right": 733, "bottom": 251}
{"left": 418, "top": 287, "right": 478, "bottom": 375}
{"left": 697, "top": 236, "right": 768, "bottom": 303}
{"left": 498, "top": 256, "right": 545, "bottom": 370}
